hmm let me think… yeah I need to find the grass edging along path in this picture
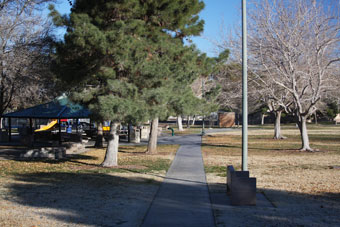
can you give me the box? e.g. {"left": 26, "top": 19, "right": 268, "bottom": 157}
{"left": 202, "top": 124, "right": 340, "bottom": 226}
{"left": 0, "top": 144, "right": 179, "bottom": 227}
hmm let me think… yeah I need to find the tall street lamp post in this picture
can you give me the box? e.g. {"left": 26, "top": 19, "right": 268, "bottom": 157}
{"left": 242, "top": 0, "right": 248, "bottom": 171}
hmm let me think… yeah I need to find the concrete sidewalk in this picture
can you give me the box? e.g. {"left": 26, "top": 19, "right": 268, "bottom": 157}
{"left": 141, "top": 134, "right": 215, "bottom": 227}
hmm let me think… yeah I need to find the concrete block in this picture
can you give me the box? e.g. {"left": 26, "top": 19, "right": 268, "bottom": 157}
{"left": 141, "top": 126, "right": 150, "bottom": 139}
{"left": 231, "top": 177, "right": 256, "bottom": 206}
{"left": 227, "top": 165, "right": 249, "bottom": 194}
{"left": 231, "top": 176, "right": 256, "bottom": 191}
{"left": 226, "top": 165, "right": 257, "bottom": 206}
{"left": 226, "top": 165, "right": 234, "bottom": 194}
{"left": 130, "top": 129, "right": 141, "bottom": 143}
{"left": 233, "top": 171, "right": 249, "bottom": 178}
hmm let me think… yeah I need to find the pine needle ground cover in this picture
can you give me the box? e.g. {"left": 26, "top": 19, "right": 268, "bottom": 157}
{"left": 203, "top": 125, "right": 340, "bottom": 226}
{"left": 0, "top": 145, "right": 178, "bottom": 226}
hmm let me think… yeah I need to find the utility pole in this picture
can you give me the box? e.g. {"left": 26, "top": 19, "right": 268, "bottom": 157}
{"left": 242, "top": 0, "right": 248, "bottom": 171}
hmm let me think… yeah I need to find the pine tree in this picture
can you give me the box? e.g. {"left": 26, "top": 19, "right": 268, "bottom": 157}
{"left": 50, "top": 0, "right": 206, "bottom": 163}
{"left": 168, "top": 54, "right": 218, "bottom": 124}
{"left": 136, "top": 0, "right": 206, "bottom": 153}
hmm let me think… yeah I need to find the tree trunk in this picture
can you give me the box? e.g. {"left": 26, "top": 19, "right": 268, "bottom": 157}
{"left": 273, "top": 110, "right": 285, "bottom": 139}
{"left": 209, "top": 117, "right": 213, "bottom": 129}
{"left": 95, "top": 122, "right": 104, "bottom": 148}
{"left": 297, "top": 115, "right": 312, "bottom": 151}
{"left": 186, "top": 116, "right": 190, "bottom": 128}
{"left": 314, "top": 112, "right": 317, "bottom": 125}
{"left": 191, "top": 115, "right": 196, "bottom": 126}
{"left": 261, "top": 113, "right": 265, "bottom": 125}
{"left": 101, "top": 122, "right": 119, "bottom": 167}
{"left": 147, "top": 117, "right": 159, "bottom": 154}
{"left": 237, "top": 112, "right": 240, "bottom": 128}
{"left": 177, "top": 115, "right": 184, "bottom": 131}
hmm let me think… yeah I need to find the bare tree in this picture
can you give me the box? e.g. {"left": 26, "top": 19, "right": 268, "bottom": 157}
{"left": 215, "top": 29, "right": 299, "bottom": 139}
{"left": 190, "top": 75, "right": 218, "bottom": 126}
{"left": 262, "top": 88, "right": 293, "bottom": 139}
{"left": 215, "top": 63, "right": 242, "bottom": 112}
{"left": 215, "top": 61, "right": 262, "bottom": 120}
{"left": 247, "top": 0, "right": 340, "bottom": 151}
{"left": 0, "top": 0, "right": 56, "bottom": 120}
{"left": 249, "top": 68, "right": 295, "bottom": 139}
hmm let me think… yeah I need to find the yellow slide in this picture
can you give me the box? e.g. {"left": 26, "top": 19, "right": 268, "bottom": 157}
{"left": 35, "top": 120, "right": 58, "bottom": 132}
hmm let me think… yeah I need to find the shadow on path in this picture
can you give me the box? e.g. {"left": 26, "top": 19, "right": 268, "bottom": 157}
{"left": 210, "top": 185, "right": 340, "bottom": 226}
{"left": 4, "top": 171, "right": 340, "bottom": 226}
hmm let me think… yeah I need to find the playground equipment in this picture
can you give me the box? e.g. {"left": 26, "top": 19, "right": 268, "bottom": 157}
{"left": 35, "top": 120, "right": 58, "bottom": 132}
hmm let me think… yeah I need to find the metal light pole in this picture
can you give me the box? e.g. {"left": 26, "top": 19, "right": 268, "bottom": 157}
{"left": 242, "top": 0, "right": 248, "bottom": 171}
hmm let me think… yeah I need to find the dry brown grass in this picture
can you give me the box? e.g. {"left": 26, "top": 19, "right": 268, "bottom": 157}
{"left": 202, "top": 125, "right": 340, "bottom": 198}
{"left": 0, "top": 144, "right": 179, "bottom": 227}
{"left": 0, "top": 144, "right": 179, "bottom": 177}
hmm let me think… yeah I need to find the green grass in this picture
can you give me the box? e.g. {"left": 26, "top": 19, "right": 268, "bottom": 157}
{"left": 204, "top": 165, "right": 227, "bottom": 177}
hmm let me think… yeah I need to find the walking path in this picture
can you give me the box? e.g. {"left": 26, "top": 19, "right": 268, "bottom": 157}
{"left": 141, "top": 134, "right": 215, "bottom": 227}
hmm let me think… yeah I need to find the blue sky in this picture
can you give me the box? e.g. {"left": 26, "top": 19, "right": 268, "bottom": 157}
{"left": 52, "top": 0, "right": 241, "bottom": 57}
{"left": 190, "top": 0, "right": 240, "bottom": 57}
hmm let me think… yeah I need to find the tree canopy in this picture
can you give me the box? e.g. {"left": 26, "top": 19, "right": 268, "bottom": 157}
{"left": 50, "top": 0, "right": 206, "bottom": 165}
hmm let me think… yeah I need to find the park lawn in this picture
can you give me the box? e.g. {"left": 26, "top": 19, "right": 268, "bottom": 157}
{"left": 0, "top": 145, "right": 178, "bottom": 227}
{"left": 0, "top": 144, "right": 179, "bottom": 177}
{"left": 202, "top": 124, "right": 340, "bottom": 199}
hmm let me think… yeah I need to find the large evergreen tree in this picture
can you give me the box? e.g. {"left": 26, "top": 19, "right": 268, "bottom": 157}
{"left": 167, "top": 54, "right": 216, "bottom": 131}
{"left": 50, "top": 0, "right": 206, "bottom": 165}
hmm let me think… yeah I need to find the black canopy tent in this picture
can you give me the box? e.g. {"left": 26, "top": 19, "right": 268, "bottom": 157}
{"left": 2, "top": 97, "right": 91, "bottom": 143}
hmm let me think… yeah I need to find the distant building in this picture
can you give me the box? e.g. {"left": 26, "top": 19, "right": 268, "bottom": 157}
{"left": 218, "top": 112, "right": 235, "bottom": 128}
